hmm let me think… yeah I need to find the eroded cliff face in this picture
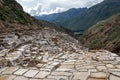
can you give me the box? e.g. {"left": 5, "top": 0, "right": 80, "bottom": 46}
{"left": 83, "top": 13, "right": 120, "bottom": 55}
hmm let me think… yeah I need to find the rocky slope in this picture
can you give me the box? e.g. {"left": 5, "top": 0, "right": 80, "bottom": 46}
{"left": 0, "top": 0, "right": 63, "bottom": 33}
{"left": 83, "top": 13, "right": 120, "bottom": 55}
{"left": 0, "top": 0, "right": 38, "bottom": 32}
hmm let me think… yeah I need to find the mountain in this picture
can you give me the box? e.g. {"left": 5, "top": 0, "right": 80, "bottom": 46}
{"left": 83, "top": 13, "right": 120, "bottom": 55}
{"left": 64, "top": 0, "right": 120, "bottom": 31}
{"left": 34, "top": 8, "right": 87, "bottom": 26}
{"left": 0, "top": 0, "right": 63, "bottom": 33}
{"left": 35, "top": 0, "right": 120, "bottom": 32}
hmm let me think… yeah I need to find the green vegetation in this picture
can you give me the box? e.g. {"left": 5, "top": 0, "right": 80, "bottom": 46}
{"left": 0, "top": 0, "right": 65, "bottom": 33}
{"left": 63, "top": 0, "right": 120, "bottom": 31}
{"left": 37, "top": 0, "right": 120, "bottom": 33}
{"left": 0, "top": 0, "right": 32, "bottom": 24}
{"left": 83, "top": 13, "right": 120, "bottom": 54}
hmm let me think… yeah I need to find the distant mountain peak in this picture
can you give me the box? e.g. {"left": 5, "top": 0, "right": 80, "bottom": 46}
{"left": 34, "top": 7, "right": 87, "bottom": 26}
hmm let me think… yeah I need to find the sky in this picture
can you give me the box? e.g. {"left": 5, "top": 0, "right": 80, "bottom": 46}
{"left": 16, "top": 0, "right": 104, "bottom": 16}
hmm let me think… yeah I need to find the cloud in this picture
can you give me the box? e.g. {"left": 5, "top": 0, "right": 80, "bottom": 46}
{"left": 16, "top": 0, "right": 104, "bottom": 16}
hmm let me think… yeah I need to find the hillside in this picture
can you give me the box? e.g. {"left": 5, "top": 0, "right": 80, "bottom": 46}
{"left": 63, "top": 0, "right": 120, "bottom": 31}
{"left": 83, "top": 13, "right": 120, "bottom": 55}
{"left": 36, "top": 0, "right": 120, "bottom": 32}
{"left": 35, "top": 8, "right": 87, "bottom": 27}
{"left": 0, "top": 0, "right": 63, "bottom": 33}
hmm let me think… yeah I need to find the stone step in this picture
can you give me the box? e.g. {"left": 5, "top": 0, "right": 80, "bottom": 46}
{"left": 109, "top": 74, "right": 120, "bottom": 80}
{"left": 0, "top": 75, "right": 16, "bottom": 80}
{"left": 14, "top": 76, "right": 29, "bottom": 80}
{"left": 2, "top": 67, "right": 19, "bottom": 75}
{"left": 89, "top": 72, "right": 108, "bottom": 79}
{"left": 73, "top": 72, "right": 90, "bottom": 80}
{"left": 24, "top": 69, "right": 39, "bottom": 78}
{"left": 35, "top": 71, "right": 50, "bottom": 79}
{"left": 14, "top": 68, "right": 29, "bottom": 76}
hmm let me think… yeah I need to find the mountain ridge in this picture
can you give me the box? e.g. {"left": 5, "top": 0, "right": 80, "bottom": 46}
{"left": 35, "top": 0, "right": 120, "bottom": 32}
{"left": 62, "top": 0, "right": 120, "bottom": 31}
{"left": 35, "top": 8, "right": 87, "bottom": 27}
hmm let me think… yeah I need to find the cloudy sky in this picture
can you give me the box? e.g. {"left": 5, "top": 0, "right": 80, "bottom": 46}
{"left": 16, "top": 0, "right": 104, "bottom": 16}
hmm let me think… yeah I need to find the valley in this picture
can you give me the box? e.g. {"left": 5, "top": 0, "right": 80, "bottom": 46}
{"left": 36, "top": 0, "right": 120, "bottom": 32}
{"left": 0, "top": 0, "right": 120, "bottom": 80}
